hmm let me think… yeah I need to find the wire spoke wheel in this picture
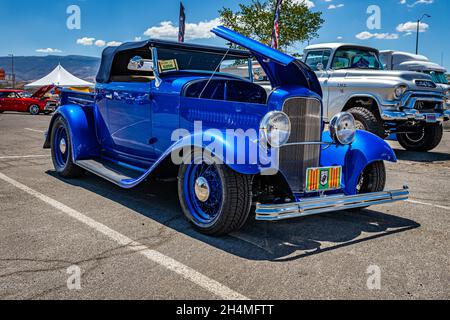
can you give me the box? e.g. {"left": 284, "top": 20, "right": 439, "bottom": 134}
{"left": 53, "top": 125, "right": 69, "bottom": 168}
{"left": 184, "top": 163, "right": 223, "bottom": 224}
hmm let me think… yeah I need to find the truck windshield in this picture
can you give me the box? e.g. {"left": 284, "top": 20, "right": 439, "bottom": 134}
{"left": 425, "top": 71, "right": 448, "bottom": 84}
{"left": 156, "top": 48, "right": 251, "bottom": 80}
{"left": 331, "top": 47, "right": 383, "bottom": 70}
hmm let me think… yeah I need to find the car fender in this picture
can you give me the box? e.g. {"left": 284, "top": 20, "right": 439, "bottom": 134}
{"left": 320, "top": 130, "right": 397, "bottom": 195}
{"left": 167, "top": 130, "right": 269, "bottom": 175}
{"left": 43, "top": 104, "right": 100, "bottom": 161}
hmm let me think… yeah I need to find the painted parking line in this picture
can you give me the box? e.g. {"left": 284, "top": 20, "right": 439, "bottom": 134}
{"left": 0, "top": 155, "right": 49, "bottom": 160}
{"left": 25, "top": 128, "right": 46, "bottom": 133}
{"left": 0, "top": 172, "right": 248, "bottom": 300}
{"left": 407, "top": 199, "right": 450, "bottom": 211}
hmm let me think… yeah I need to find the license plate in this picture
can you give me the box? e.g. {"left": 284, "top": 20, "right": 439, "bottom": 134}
{"left": 426, "top": 114, "right": 437, "bottom": 123}
{"left": 306, "top": 166, "right": 342, "bottom": 192}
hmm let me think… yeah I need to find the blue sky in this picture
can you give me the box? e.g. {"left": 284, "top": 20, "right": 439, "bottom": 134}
{"left": 0, "top": 0, "right": 448, "bottom": 69}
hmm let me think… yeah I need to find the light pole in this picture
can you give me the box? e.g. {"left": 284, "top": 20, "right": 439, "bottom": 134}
{"left": 8, "top": 54, "right": 15, "bottom": 89}
{"left": 416, "top": 14, "right": 431, "bottom": 55}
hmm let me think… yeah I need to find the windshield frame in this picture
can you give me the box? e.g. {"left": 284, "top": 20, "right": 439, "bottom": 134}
{"left": 331, "top": 46, "right": 384, "bottom": 71}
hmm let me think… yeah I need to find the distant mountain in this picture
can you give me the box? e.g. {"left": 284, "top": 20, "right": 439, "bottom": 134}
{"left": 0, "top": 55, "right": 101, "bottom": 83}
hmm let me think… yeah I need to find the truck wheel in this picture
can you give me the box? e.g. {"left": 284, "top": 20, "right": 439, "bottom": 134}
{"left": 178, "top": 153, "right": 253, "bottom": 236}
{"left": 348, "top": 107, "right": 386, "bottom": 138}
{"left": 397, "top": 124, "right": 443, "bottom": 152}
{"left": 50, "top": 117, "right": 85, "bottom": 178}
{"left": 29, "top": 105, "right": 40, "bottom": 115}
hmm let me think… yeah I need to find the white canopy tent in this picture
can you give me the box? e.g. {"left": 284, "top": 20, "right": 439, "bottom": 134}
{"left": 25, "top": 64, "right": 94, "bottom": 88}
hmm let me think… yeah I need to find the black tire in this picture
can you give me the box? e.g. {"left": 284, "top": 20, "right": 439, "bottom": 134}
{"left": 178, "top": 153, "right": 253, "bottom": 236}
{"left": 350, "top": 161, "right": 386, "bottom": 212}
{"left": 397, "top": 123, "right": 443, "bottom": 152}
{"left": 356, "top": 161, "right": 386, "bottom": 194}
{"left": 50, "top": 117, "right": 85, "bottom": 179}
{"left": 0, "top": 110, "right": 4, "bottom": 113}
{"left": 348, "top": 107, "right": 386, "bottom": 138}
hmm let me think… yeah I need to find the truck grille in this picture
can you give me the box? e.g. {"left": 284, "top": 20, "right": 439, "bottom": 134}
{"left": 415, "top": 80, "right": 436, "bottom": 88}
{"left": 414, "top": 100, "right": 442, "bottom": 113}
{"left": 279, "top": 97, "right": 322, "bottom": 193}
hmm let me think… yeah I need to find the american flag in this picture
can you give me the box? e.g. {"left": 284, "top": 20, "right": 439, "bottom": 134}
{"left": 271, "top": 0, "right": 283, "bottom": 49}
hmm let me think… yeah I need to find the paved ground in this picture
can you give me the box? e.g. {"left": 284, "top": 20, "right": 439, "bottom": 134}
{"left": 0, "top": 112, "right": 449, "bottom": 300}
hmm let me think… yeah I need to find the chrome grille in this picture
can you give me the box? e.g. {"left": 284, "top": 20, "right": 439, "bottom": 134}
{"left": 279, "top": 97, "right": 322, "bottom": 193}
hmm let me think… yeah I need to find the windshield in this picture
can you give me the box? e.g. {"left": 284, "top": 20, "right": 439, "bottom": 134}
{"left": 425, "top": 71, "right": 448, "bottom": 84}
{"left": 305, "top": 50, "right": 331, "bottom": 71}
{"left": 156, "top": 48, "right": 251, "bottom": 80}
{"left": 331, "top": 47, "right": 383, "bottom": 70}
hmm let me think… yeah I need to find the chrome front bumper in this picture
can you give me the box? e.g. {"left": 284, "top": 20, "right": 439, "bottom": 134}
{"left": 255, "top": 187, "right": 409, "bottom": 221}
{"left": 381, "top": 109, "right": 450, "bottom": 122}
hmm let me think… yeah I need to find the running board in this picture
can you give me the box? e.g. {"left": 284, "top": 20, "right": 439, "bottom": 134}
{"left": 76, "top": 159, "right": 145, "bottom": 187}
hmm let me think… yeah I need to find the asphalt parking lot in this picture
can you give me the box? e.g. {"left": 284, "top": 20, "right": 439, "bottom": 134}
{"left": 0, "top": 112, "right": 449, "bottom": 300}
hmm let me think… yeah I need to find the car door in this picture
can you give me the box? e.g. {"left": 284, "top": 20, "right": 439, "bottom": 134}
{"left": 104, "top": 82, "right": 154, "bottom": 160}
{"left": 1, "top": 92, "right": 20, "bottom": 111}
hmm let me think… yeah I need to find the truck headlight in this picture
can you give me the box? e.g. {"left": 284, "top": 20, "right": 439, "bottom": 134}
{"left": 394, "top": 85, "right": 407, "bottom": 100}
{"left": 330, "top": 112, "right": 356, "bottom": 145}
{"left": 260, "top": 111, "right": 291, "bottom": 148}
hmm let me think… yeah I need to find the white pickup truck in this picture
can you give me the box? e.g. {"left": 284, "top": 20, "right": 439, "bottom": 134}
{"left": 303, "top": 43, "right": 449, "bottom": 152}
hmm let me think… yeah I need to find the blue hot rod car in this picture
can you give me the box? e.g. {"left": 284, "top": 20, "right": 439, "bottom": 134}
{"left": 44, "top": 26, "right": 409, "bottom": 236}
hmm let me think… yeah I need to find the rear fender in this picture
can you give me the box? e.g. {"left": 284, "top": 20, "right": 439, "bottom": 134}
{"left": 43, "top": 104, "right": 100, "bottom": 161}
{"left": 320, "top": 130, "right": 397, "bottom": 195}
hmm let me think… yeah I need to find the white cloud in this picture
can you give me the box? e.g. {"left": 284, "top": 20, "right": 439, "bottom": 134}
{"left": 292, "top": 0, "right": 315, "bottom": 8}
{"left": 95, "top": 40, "right": 106, "bottom": 47}
{"left": 76, "top": 37, "right": 95, "bottom": 46}
{"left": 328, "top": 4, "right": 344, "bottom": 9}
{"left": 36, "top": 48, "right": 62, "bottom": 53}
{"left": 144, "top": 18, "right": 221, "bottom": 40}
{"left": 107, "top": 41, "right": 122, "bottom": 47}
{"left": 400, "top": 0, "right": 434, "bottom": 7}
{"left": 134, "top": 36, "right": 142, "bottom": 41}
{"left": 356, "top": 31, "right": 399, "bottom": 40}
{"left": 337, "top": 36, "right": 343, "bottom": 40}
{"left": 396, "top": 21, "right": 429, "bottom": 33}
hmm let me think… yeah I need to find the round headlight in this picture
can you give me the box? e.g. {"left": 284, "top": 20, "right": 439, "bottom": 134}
{"left": 394, "top": 85, "right": 407, "bottom": 100}
{"left": 330, "top": 112, "right": 356, "bottom": 145}
{"left": 260, "top": 111, "right": 291, "bottom": 148}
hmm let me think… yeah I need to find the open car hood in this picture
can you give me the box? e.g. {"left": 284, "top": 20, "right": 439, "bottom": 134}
{"left": 31, "top": 85, "right": 54, "bottom": 99}
{"left": 211, "top": 26, "right": 322, "bottom": 97}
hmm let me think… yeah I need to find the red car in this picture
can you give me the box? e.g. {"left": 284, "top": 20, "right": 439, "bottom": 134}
{"left": 0, "top": 85, "right": 58, "bottom": 115}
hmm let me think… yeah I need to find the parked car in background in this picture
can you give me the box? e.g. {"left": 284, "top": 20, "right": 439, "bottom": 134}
{"left": 0, "top": 85, "right": 58, "bottom": 115}
{"left": 43, "top": 27, "right": 409, "bottom": 236}
{"left": 303, "top": 43, "right": 449, "bottom": 152}
{"left": 380, "top": 50, "right": 450, "bottom": 109}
